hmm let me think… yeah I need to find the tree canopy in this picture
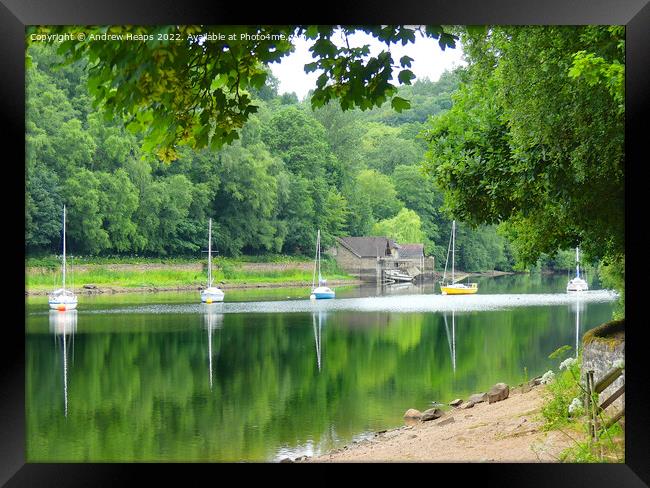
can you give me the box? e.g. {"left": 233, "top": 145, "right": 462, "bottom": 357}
{"left": 423, "top": 26, "right": 624, "bottom": 272}
{"left": 26, "top": 25, "right": 623, "bottom": 281}
{"left": 27, "top": 25, "right": 457, "bottom": 162}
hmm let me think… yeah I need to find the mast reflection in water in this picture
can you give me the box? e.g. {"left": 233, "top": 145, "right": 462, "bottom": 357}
{"left": 202, "top": 303, "right": 224, "bottom": 390}
{"left": 49, "top": 310, "right": 77, "bottom": 418}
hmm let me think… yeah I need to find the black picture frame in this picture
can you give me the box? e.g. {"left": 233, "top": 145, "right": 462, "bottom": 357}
{"left": 3, "top": 0, "right": 648, "bottom": 485}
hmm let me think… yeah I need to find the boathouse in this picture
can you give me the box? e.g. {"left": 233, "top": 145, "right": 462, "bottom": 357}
{"left": 328, "top": 237, "right": 431, "bottom": 282}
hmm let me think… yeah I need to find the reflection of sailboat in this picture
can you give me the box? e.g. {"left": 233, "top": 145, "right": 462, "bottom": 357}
{"left": 48, "top": 206, "right": 78, "bottom": 310}
{"left": 202, "top": 303, "right": 224, "bottom": 389}
{"left": 443, "top": 309, "right": 457, "bottom": 373}
{"left": 440, "top": 220, "right": 478, "bottom": 295}
{"left": 570, "top": 297, "right": 585, "bottom": 358}
{"left": 200, "top": 218, "right": 225, "bottom": 303}
{"left": 312, "top": 311, "right": 325, "bottom": 371}
{"left": 49, "top": 310, "right": 78, "bottom": 417}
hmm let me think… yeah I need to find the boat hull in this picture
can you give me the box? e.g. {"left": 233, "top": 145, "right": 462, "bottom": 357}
{"left": 311, "top": 286, "right": 335, "bottom": 300}
{"left": 48, "top": 300, "right": 78, "bottom": 311}
{"left": 312, "top": 292, "right": 335, "bottom": 299}
{"left": 48, "top": 290, "right": 78, "bottom": 310}
{"left": 440, "top": 284, "right": 478, "bottom": 295}
{"left": 201, "top": 287, "right": 225, "bottom": 303}
{"left": 384, "top": 271, "right": 414, "bottom": 282}
{"left": 566, "top": 278, "right": 588, "bottom": 293}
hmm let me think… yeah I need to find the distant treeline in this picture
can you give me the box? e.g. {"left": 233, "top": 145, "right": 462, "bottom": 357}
{"left": 27, "top": 42, "right": 556, "bottom": 272}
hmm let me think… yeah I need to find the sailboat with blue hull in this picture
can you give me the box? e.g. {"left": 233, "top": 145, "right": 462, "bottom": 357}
{"left": 310, "top": 230, "right": 335, "bottom": 300}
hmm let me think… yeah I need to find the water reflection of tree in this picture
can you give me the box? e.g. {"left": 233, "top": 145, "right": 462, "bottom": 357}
{"left": 26, "top": 302, "right": 613, "bottom": 461}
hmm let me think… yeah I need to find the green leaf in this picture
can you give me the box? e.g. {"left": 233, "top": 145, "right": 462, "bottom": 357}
{"left": 397, "top": 69, "right": 415, "bottom": 85}
{"left": 304, "top": 62, "right": 319, "bottom": 73}
{"left": 399, "top": 55, "right": 413, "bottom": 68}
{"left": 316, "top": 73, "right": 328, "bottom": 89}
{"left": 390, "top": 96, "right": 411, "bottom": 112}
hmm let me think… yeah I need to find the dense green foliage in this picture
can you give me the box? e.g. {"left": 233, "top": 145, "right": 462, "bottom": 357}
{"left": 27, "top": 25, "right": 456, "bottom": 161}
{"left": 26, "top": 41, "right": 515, "bottom": 271}
{"left": 423, "top": 26, "right": 624, "bottom": 281}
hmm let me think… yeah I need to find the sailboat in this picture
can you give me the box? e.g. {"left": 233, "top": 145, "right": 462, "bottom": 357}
{"left": 310, "top": 230, "right": 335, "bottom": 300}
{"left": 48, "top": 206, "right": 78, "bottom": 310}
{"left": 200, "top": 218, "right": 225, "bottom": 303}
{"left": 566, "top": 247, "right": 588, "bottom": 292}
{"left": 439, "top": 220, "right": 478, "bottom": 295}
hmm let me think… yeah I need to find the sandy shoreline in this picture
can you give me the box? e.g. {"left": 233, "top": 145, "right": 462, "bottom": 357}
{"left": 299, "top": 383, "right": 579, "bottom": 463}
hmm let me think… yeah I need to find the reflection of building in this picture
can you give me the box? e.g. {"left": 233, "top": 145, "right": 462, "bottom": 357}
{"left": 202, "top": 304, "right": 223, "bottom": 390}
{"left": 328, "top": 237, "right": 432, "bottom": 282}
{"left": 49, "top": 310, "right": 78, "bottom": 417}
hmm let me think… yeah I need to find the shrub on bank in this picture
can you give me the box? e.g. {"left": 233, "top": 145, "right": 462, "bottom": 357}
{"left": 540, "top": 345, "right": 624, "bottom": 462}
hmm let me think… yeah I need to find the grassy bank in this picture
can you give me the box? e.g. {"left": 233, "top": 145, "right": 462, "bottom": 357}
{"left": 539, "top": 347, "right": 624, "bottom": 462}
{"left": 26, "top": 255, "right": 355, "bottom": 293}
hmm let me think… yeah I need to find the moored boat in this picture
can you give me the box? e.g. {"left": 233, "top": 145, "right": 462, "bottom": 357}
{"left": 200, "top": 218, "right": 225, "bottom": 303}
{"left": 566, "top": 247, "right": 589, "bottom": 293}
{"left": 310, "top": 230, "right": 335, "bottom": 300}
{"left": 48, "top": 206, "right": 78, "bottom": 311}
{"left": 439, "top": 220, "right": 478, "bottom": 295}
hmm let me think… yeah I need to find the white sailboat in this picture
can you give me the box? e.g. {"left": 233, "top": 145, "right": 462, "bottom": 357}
{"left": 566, "top": 247, "right": 588, "bottom": 292}
{"left": 200, "top": 218, "right": 225, "bottom": 303}
{"left": 48, "top": 205, "right": 78, "bottom": 311}
{"left": 439, "top": 220, "right": 478, "bottom": 295}
{"left": 310, "top": 230, "right": 335, "bottom": 300}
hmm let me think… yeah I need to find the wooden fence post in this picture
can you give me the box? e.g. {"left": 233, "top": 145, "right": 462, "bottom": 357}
{"left": 587, "top": 370, "right": 597, "bottom": 441}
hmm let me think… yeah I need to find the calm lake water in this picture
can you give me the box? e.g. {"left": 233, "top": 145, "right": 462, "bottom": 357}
{"left": 25, "top": 274, "right": 617, "bottom": 462}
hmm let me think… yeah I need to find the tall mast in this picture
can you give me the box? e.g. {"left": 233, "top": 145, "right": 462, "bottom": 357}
{"left": 575, "top": 247, "right": 580, "bottom": 279}
{"left": 312, "top": 231, "right": 318, "bottom": 290}
{"left": 207, "top": 218, "right": 212, "bottom": 287}
{"left": 317, "top": 230, "right": 322, "bottom": 283}
{"left": 451, "top": 220, "right": 455, "bottom": 283}
{"left": 442, "top": 222, "right": 453, "bottom": 284}
{"left": 62, "top": 205, "right": 66, "bottom": 291}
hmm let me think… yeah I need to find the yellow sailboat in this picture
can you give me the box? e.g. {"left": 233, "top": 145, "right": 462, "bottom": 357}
{"left": 439, "top": 220, "right": 478, "bottom": 295}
